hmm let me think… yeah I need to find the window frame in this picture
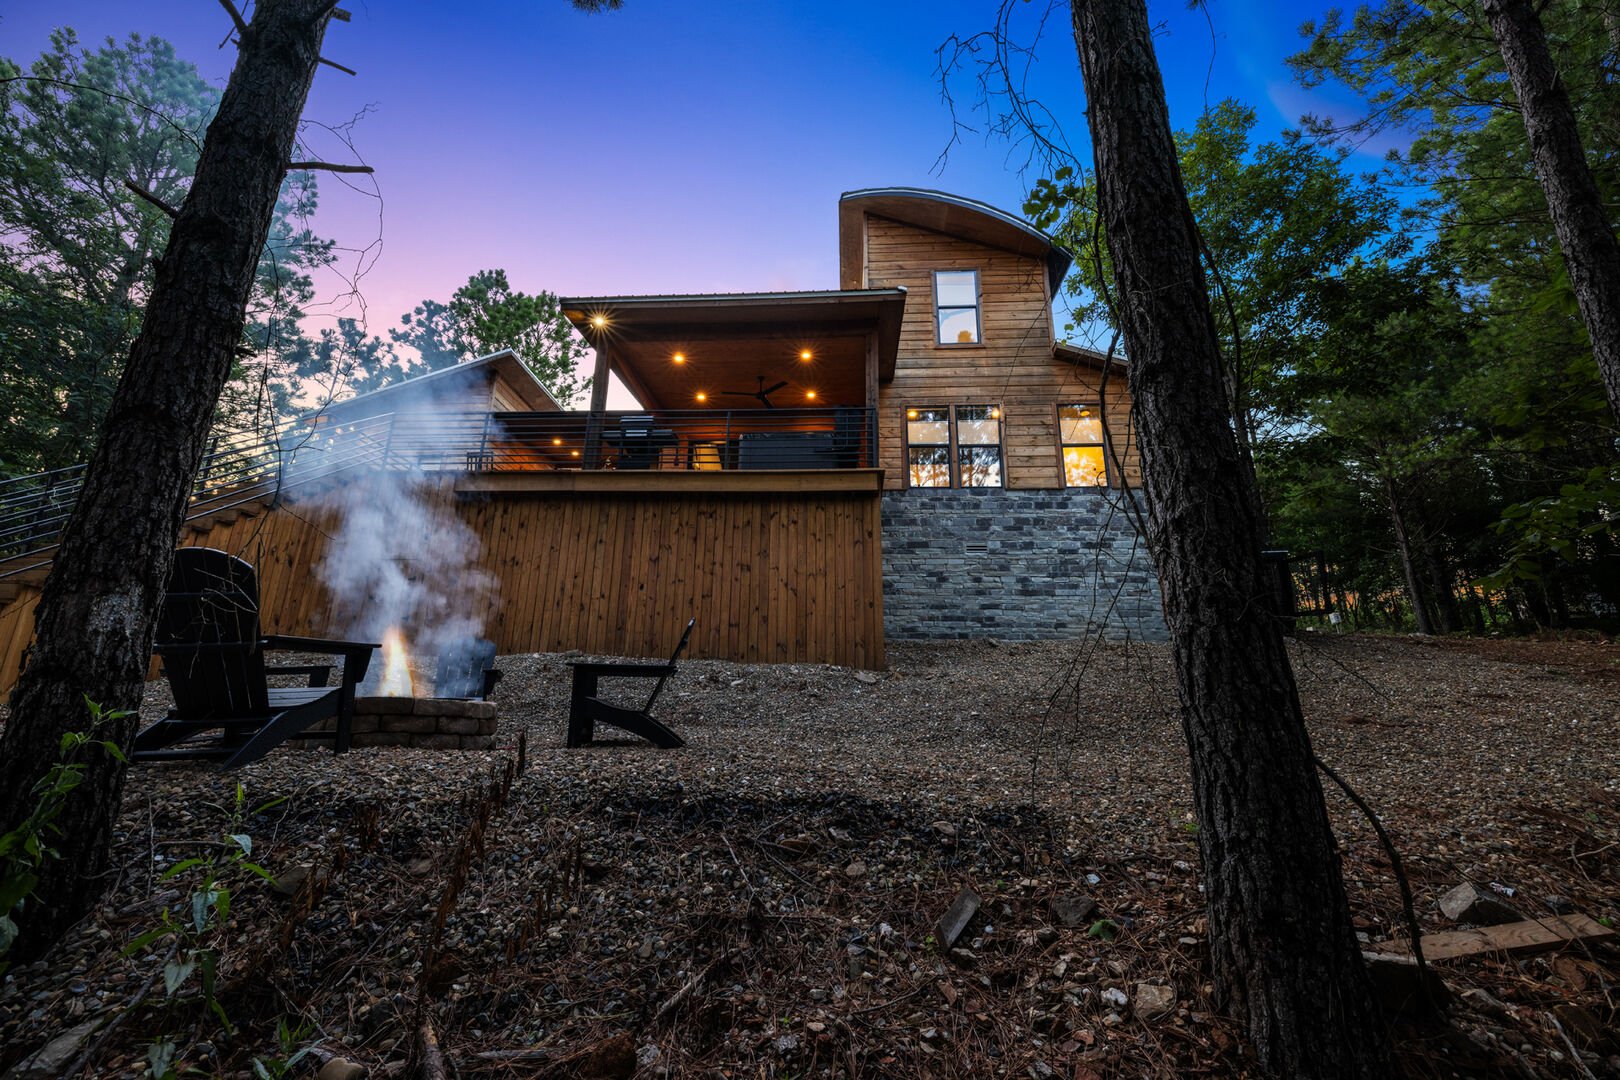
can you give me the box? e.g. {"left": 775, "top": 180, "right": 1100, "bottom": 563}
{"left": 932, "top": 269, "right": 983, "bottom": 347}
{"left": 1056, "top": 402, "right": 1111, "bottom": 489}
{"left": 903, "top": 403, "right": 1005, "bottom": 489}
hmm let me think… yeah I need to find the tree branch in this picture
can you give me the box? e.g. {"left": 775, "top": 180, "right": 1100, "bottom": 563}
{"left": 216, "top": 0, "right": 250, "bottom": 38}
{"left": 123, "top": 179, "right": 179, "bottom": 219}
{"left": 286, "top": 161, "right": 375, "bottom": 174}
{"left": 318, "top": 56, "right": 358, "bottom": 76}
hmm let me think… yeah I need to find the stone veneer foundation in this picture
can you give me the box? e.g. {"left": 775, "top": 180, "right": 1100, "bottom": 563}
{"left": 881, "top": 487, "right": 1167, "bottom": 642}
{"left": 311, "top": 696, "right": 499, "bottom": 749}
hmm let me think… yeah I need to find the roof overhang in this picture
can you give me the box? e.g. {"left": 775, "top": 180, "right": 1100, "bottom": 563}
{"left": 313, "top": 348, "right": 562, "bottom": 417}
{"left": 839, "top": 187, "right": 1074, "bottom": 293}
{"left": 1054, "top": 340, "right": 1128, "bottom": 373}
{"left": 561, "top": 290, "right": 908, "bottom": 407}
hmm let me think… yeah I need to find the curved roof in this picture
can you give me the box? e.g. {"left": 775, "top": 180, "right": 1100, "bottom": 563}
{"left": 839, "top": 187, "right": 1073, "bottom": 292}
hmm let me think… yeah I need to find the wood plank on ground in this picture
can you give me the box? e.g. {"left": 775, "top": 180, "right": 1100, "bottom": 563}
{"left": 1377, "top": 914, "right": 1614, "bottom": 963}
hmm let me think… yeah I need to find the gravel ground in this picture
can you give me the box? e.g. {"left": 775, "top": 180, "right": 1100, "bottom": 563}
{"left": 1, "top": 632, "right": 1616, "bottom": 1078}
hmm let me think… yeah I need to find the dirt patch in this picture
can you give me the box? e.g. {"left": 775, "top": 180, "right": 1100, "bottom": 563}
{"left": 2, "top": 634, "right": 1616, "bottom": 1077}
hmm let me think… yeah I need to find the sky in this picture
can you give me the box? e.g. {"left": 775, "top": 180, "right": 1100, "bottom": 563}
{"left": 0, "top": 0, "right": 1389, "bottom": 355}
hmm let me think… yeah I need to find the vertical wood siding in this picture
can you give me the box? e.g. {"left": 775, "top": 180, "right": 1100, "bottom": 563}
{"left": 0, "top": 477, "right": 884, "bottom": 696}
{"left": 864, "top": 214, "right": 1141, "bottom": 489}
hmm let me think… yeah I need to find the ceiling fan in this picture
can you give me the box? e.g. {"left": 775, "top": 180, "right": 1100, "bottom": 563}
{"left": 719, "top": 375, "right": 789, "bottom": 408}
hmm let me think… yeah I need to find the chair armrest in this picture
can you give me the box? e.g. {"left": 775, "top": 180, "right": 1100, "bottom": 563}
{"left": 569, "top": 661, "right": 675, "bottom": 678}
{"left": 481, "top": 669, "right": 503, "bottom": 699}
{"left": 262, "top": 636, "right": 378, "bottom": 688}
{"left": 266, "top": 663, "right": 331, "bottom": 688}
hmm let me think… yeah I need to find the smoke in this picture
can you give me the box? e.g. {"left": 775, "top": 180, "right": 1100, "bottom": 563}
{"left": 312, "top": 464, "right": 493, "bottom": 692}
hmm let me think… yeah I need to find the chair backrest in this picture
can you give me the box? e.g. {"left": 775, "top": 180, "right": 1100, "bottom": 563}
{"left": 156, "top": 547, "right": 270, "bottom": 720}
{"left": 642, "top": 617, "right": 696, "bottom": 714}
{"left": 435, "top": 637, "right": 499, "bottom": 698}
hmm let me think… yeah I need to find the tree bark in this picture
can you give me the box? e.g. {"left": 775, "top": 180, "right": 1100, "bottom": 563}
{"left": 1386, "top": 477, "right": 1435, "bottom": 635}
{"left": 0, "top": 0, "right": 335, "bottom": 960}
{"left": 1482, "top": 0, "right": 1620, "bottom": 426}
{"left": 1068, "top": 2, "right": 1390, "bottom": 1076}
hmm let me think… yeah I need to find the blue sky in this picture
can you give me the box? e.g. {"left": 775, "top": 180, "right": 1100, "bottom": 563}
{"left": 1, "top": 1, "right": 1386, "bottom": 336}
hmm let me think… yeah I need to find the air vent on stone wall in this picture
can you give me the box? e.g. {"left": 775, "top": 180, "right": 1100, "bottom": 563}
{"left": 963, "top": 541, "right": 989, "bottom": 554}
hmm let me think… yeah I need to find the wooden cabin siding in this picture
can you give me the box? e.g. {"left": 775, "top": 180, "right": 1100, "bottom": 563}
{"left": 861, "top": 214, "right": 1140, "bottom": 490}
{"left": 0, "top": 474, "right": 885, "bottom": 696}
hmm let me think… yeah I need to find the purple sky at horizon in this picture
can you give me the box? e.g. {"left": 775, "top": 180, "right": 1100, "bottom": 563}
{"left": 2, "top": 0, "right": 1395, "bottom": 383}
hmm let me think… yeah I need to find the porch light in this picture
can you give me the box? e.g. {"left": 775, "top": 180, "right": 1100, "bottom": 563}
{"left": 799, "top": 349, "right": 813, "bottom": 361}
{"left": 695, "top": 391, "right": 708, "bottom": 402}
{"left": 673, "top": 352, "right": 686, "bottom": 363}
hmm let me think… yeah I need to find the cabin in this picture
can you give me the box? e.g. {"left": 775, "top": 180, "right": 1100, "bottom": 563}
{"left": 0, "top": 188, "right": 1164, "bottom": 691}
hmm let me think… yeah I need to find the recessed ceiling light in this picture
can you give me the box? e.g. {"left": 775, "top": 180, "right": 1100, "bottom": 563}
{"left": 590, "top": 314, "right": 607, "bottom": 329}
{"left": 695, "top": 391, "right": 708, "bottom": 402}
{"left": 673, "top": 352, "right": 686, "bottom": 363}
{"left": 806, "top": 390, "right": 817, "bottom": 400}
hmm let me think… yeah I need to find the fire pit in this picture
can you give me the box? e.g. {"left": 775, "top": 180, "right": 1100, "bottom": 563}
{"left": 310, "top": 628, "right": 501, "bottom": 751}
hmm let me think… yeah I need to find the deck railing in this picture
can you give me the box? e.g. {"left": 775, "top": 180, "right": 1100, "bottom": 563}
{"left": 0, "top": 405, "right": 876, "bottom": 568}
{"left": 383, "top": 407, "right": 879, "bottom": 473}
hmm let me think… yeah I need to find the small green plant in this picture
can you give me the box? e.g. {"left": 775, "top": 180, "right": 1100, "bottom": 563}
{"left": 251, "top": 1017, "right": 318, "bottom": 1079}
{"left": 125, "top": 782, "right": 285, "bottom": 1072}
{"left": 1087, "top": 919, "right": 1120, "bottom": 942}
{"left": 0, "top": 696, "right": 127, "bottom": 971}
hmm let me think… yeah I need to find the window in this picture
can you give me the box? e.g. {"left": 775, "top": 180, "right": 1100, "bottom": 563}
{"left": 906, "top": 407, "right": 951, "bottom": 487}
{"left": 1059, "top": 404, "right": 1108, "bottom": 487}
{"left": 955, "top": 405, "right": 1003, "bottom": 487}
{"left": 933, "top": 270, "right": 981, "bottom": 345}
{"left": 905, "top": 404, "right": 1003, "bottom": 488}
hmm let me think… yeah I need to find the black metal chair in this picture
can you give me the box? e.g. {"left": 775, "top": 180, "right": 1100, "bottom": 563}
{"left": 133, "top": 547, "right": 377, "bottom": 769}
{"left": 566, "top": 618, "right": 694, "bottom": 748}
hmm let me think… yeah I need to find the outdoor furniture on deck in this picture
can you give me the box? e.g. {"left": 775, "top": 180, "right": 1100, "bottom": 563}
{"left": 605, "top": 414, "right": 677, "bottom": 469}
{"left": 566, "top": 617, "right": 694, "bottom": 748}
{"left": 132, "top": 547, "right": 377, "bottom": 769}
{"left": 736, "top": 431, "right": 837, "bottom": 469}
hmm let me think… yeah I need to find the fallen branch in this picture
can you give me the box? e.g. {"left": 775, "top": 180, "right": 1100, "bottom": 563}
{"left": 418, "top": 1017, "right": 447, "bottom": 1080}
{"left": 123, "top": 179, "right": 179, "bottom": 219}
{"left": 653, "top": 951, "right": 727, "bottom": 1027}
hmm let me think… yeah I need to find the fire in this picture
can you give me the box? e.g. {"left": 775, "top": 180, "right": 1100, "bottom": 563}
{"left": 376, "top": 627, "right": 416, "bottom": 697}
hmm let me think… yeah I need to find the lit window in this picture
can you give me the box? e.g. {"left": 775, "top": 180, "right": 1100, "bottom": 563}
{"left": 905, "top": 405, "right": 1004, "bottom": 488}
{"left": 1059, "top": 404, "right": 1107, "bottom": 487}
{"left": 906, "top": 407, "right": 951, "bottom": 487}
{"left": 933, "top": 270, "right": 980, "bottom": 345}
{"left": 954, "top": 404, "right": 1002, "bottom": 487}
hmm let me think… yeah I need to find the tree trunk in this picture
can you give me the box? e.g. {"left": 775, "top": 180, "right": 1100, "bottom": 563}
{"left": 1482, "top": 0, "right": 1620, "bottom": 426}
{"left": 1423, "top": 548, "right": 1462, "bottom": 634}
{"left": 1067, "top": 2, "right": 1389, "bottom": 1076}
{"left": 0, "top": 0, "right": 335, "bottom": 961}
{"left": 1386, "top": 477, "right": 1435, "bottom": 635}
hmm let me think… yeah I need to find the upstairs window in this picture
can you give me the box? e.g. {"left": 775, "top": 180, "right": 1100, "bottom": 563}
{"left": 1059, "top": 404, "right": 1108, "bottom": 487}
{"left": 906, "top": 407, "right": 951, "bottom": 487}
{"left": 934, "top": 270, "right": 981, "bottom": 345}
{"left": 906, "top": 405, "right": 1003, "bottom": 488}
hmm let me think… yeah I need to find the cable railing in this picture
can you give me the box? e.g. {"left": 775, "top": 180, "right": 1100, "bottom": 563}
{"left": 0, "top": 412, "right": 397, "bottom": 567}
{"left": 0, "top": 404, "right": 879, "bottom": 573}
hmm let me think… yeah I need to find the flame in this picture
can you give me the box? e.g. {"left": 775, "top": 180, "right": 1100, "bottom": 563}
{"left": 376, "top": 627, "right": 416, "bottom": 697}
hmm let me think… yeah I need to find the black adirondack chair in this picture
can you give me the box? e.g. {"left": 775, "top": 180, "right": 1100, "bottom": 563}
{"left": 133, "top": 547, "right": 378, "bottom": 769}
{"left": 566, "top": 618, "right": 694, "bottom": 748}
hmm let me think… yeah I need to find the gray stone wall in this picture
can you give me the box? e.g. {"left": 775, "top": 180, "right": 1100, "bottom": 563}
{"left": 881, "top": 488, "right": 1166, "bottom": 641}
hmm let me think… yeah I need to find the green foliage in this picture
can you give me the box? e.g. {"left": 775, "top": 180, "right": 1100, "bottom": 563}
{"left": 0, "top": 30, "right": 337, "bottom": 477}
{"left": 125, "top": 783, "right": 286, "bottom": 1073}
{"left": 0, "top": 696, "right": 127, "bottom": 971}
{"left": 385, "top": 268, "right": 591, "bottom": 405}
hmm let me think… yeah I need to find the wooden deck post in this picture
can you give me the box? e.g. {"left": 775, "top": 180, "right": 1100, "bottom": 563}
{"left": 584, "top": 336, "right": 612, "bottom": 469}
